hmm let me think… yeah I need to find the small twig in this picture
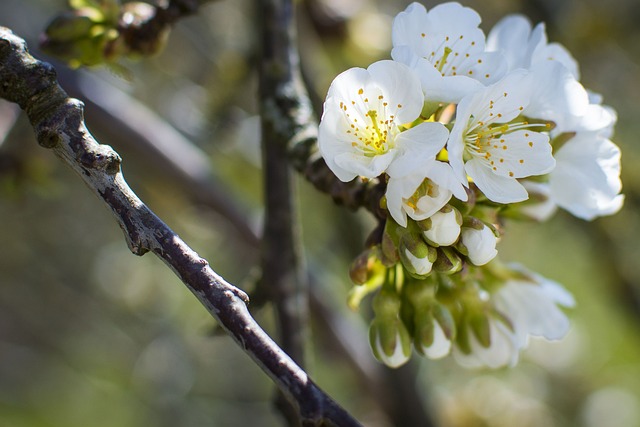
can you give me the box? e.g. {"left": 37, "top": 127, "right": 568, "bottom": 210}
{"left": 116, "top": 0, "right": 216, "bottom": 56}
{"left": 0, "top": 26, "right": 361, "bottom": 427}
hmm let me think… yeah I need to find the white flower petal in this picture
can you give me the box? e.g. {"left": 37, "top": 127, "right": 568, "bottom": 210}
{"left": 393, "top": 51, "right": 484, "bottom": 103}
{"left": 532, "top": 41, "right": 580, "bottom": 80}
{"left": 422, "top": 319, "right": 452, "bottom": 359}
{"left": 486, "top": 15, "right": 540, "bottom": 70}
{"left": 387, "top": 122, "right": 449, "bottom": 178}
{"left": 525, "top": 61, "right": 589, "bottom": 132}
{"left": 427, "top": 161, "right": 469, "bottom": 201}
{"left": 494, "top": 267, "right": 574, "bottom": 348}
{"left": 374, "top": 332, "right": 410, "bottom": 368}
{"left": 550, "top": 133, "right": 623, "bottom": 219}
{"left": 367, "top": 60, "right": 424, "bottom": 123}
{"left": 453, "top": 321, "right": 518, "bottom": 369}
{"left": 465, "top": 158, "right": 529, "bottom": 204}
{"left": 333, "top": 150, "right": 396, "bottom": 179}
{"left": 483, "top": 129, "right": 555, "bottom": 179}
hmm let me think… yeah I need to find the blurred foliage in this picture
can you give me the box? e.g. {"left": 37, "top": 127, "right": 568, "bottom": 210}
{"left": 0, "top": 0, "right": 639, "bottom": 426}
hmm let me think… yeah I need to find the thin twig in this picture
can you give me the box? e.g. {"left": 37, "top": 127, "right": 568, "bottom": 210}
{"left": 0, "top": 26, "right": 361, "bottom": 427}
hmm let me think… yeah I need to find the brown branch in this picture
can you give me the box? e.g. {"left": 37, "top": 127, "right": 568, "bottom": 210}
{"left": 0, "top": 26, "right": 361, "bottom": 427}
{"left": 258, "top": 0, "right": 310, "bottom": 423}
{"left": 116, "top": 0, "right": 215, "bottom": 57}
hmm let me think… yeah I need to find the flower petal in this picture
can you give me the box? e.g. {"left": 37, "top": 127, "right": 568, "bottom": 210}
{"left": 484, "top": 129, "right": 555, "bottom": 179}
{"left": 550, "top": 133, "right": 623, "bottom": 219}
{"left": 386, "top": 122, "right": 449, "bottom": 178}
{"left": 465, "top": 158, "right": 528, "bottom": 203}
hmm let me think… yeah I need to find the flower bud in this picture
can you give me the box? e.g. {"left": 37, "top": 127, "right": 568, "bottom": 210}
{"left": 460, "top": 224, "right": 498, "bottom": 266}
{"left": 419, "top": 206, "right": 462, "bottom": 247}
{"left": 414, "top": 304, "right": 455, "bottom": 359}
{"left": 380, "top": 219, "right": 401, "bottom": 266}
{"left": 348, "top": 246, "right": 384, "bottom": 285}
{"left": 369, "top": 290, "right": 412, "bottom": 368}
{"left": 433, "top": 247, "right": 462, "bottom": 274}
{"left": 398, "top": 233, "right": 436, "bottom": 277}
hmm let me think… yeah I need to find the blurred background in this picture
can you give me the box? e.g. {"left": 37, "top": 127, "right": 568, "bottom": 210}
{"left": 0, "top": 0, "right": 638, "bottom": 426}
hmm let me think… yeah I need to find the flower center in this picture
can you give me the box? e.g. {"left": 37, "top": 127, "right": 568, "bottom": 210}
{"left": 421, "top": 33, "right": 479, "bottom": 77}
{"left": 342, "top": 91, "right": 399, "bottom": 157}
{"left": 404, "top": 179, "right": 437, "bottom": 209}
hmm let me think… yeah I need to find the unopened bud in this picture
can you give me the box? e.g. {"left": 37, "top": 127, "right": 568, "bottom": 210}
{"left": 469, "top": 311, "right": 491, "bottom": 348}
{"left": 398, "top": 233, "right": 436, "bottom": 277}
{"left": 369, "top": 316, "right": 412, "bottom": 368}
{"left": 433, "top": 247, "right": 462, "bottom": 274}
{"left": 369, "top": 289, "right": 412, "bottom": 367}
{"left": 380, "top": 219, "right": 400, "bottom": 266}
{"left": 419, "top": 206, "right": 462, "bottom": 247}
{"left": 349, "top": 246, "right": 384, "bottom": 285}
{"left": 460, "top": 223, "right": 498, "bottom": 266}
{"left": 414, "top": 304, "right": 455, "bottom": 359}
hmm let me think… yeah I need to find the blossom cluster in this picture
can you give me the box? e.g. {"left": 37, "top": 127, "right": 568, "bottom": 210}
{"left": 318, "top": 2, "right": 623, "bottom": 368}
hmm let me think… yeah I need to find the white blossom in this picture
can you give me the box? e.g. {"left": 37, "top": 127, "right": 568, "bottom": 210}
{"left": 454, "top": 266, "right": 574, "bottom": 369}
{"left": 493, "top": 269, "right": 575, "bottom": 349}
{"left": 318, "top": 60, "right": 449, "bottom": 182}
{"left": 391, "top": 2, "right": 506, "bottom": 103}
{"left": 385, "top": 160, "right": 466, "bottom": 227}
{"left": 448, "top": 70, "right": 556, "bottom": 203}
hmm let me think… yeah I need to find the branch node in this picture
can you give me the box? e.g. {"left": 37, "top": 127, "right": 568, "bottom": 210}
{"left": 37, "top": 129, "right": 62, "bottom": 148}
{"left": 79, "top": 143, "right": 122, "bottom": 175}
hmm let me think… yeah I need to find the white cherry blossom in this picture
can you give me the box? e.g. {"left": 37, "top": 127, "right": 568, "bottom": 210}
{"left": 448, "top": 70, "right": 556, "bottom": 203}
{"left": 493, "top": 268, "right": 575, "bottom": 349}
{"left": 391, "top": 2, "right": 506, "bottom": 103}
{"left": 454, "top": 266, "right": 574, "bottom": 369}
{"left": 319, "top": 60, "right": 449, "bottom": 182}
{"left": 385, "top": 160, "right": 466, "bottom": 227}
{"left": 486, "top": 14, "right": 579, "bottom": 79}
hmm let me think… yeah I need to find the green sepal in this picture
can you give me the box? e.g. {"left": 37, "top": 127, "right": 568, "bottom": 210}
{"left": 433, "top": 246, "right": 462, "bottom": 275}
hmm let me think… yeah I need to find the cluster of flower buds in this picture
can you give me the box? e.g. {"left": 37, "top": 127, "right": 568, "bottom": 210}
{"left": 40, "top": 0, "right": 166, "bottom": 73}
{"left": 320, "top": 2, "right": 622, "bottom": 368}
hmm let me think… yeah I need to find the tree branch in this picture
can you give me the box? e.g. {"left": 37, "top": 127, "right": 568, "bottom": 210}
{"left": 116, "top": 0, "right": 217, "bottom": 57}
{"left": 258, "top": 0, "right": 312, "bottom": 423}
{"left": 0, "top": 26, "right": 361, "bottom": 427}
